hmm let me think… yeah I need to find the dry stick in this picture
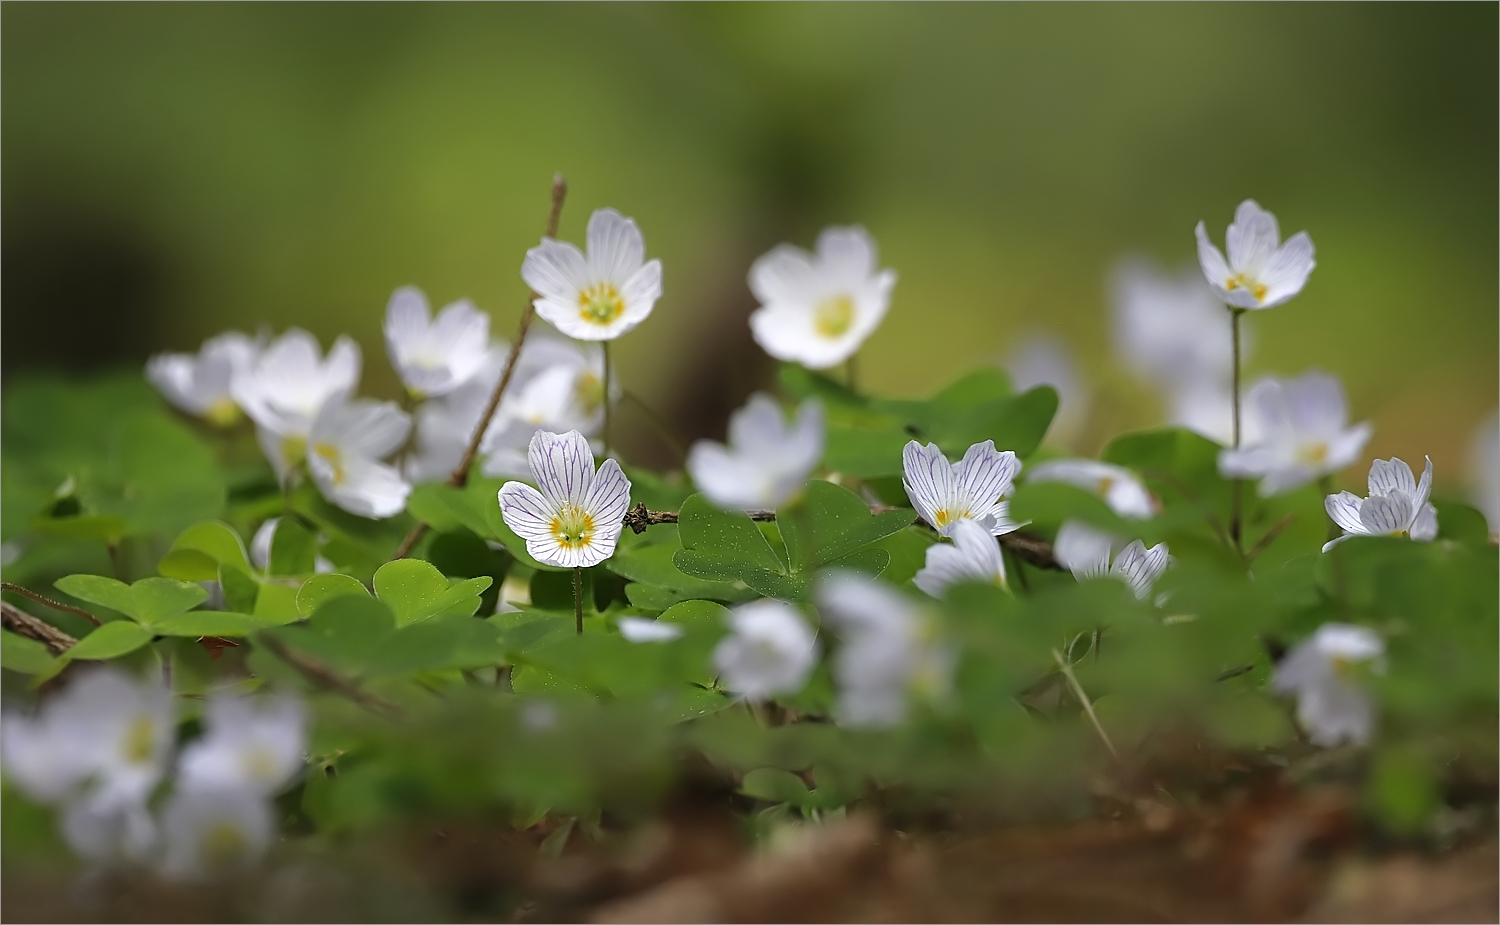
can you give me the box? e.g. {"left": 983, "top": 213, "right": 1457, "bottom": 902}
{"left": 254, "top": 632, "right": 403, "bottom": 718}
{"left": 1, "top": 602, "right": 78, "bottom": 654}
{"left": 1228, "top": 306, "right": 1246, "bottom": 554}
{"left": 621, "top": 502, "right": 1063, "bottom": 571}
{"left": 1, "top": 582, "right": 100, "bottom": 626}
{"left": 1244, "top": 512, "right": 1297, "bottom": 564}
{"left": 391, "top": 174, "right": 569, "bottom": 561}
{"left": 1053, "top": 647, "right": 1120, "bottom": 763}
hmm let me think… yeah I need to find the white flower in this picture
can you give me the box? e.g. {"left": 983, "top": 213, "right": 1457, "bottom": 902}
{"left": 1, "top": 668, "right": 174, "bottom": 806}
{"left": 522, "top": 208, "right": 662, "bottom": 342}
{"left": 1053, "top": 520, "right": 1170, "bottom": 600}
{"left": 687, "top": 394, "right": 823, "bottom": 511}
{"left": 1006, "top": 332, "right": 1088, "bottom": 445}
{"left": 383, "top": 286, "right": 491, "bottom": 398}
{"left": 304, "top": 395, "right": 412, "bottom": 519}
{"left": 231, "top": 328, "right": 361, "bottom": 440}
{"left": 1469, "top": 412, "right": 1499, "bottom": 540}
{"left": 1323, "top": 456, "right": 1438, "bottom": 552}
{"left": 177, "top": 695, "right": 306, "bottom": 796}
{"left": 815, "top": 571, "right": 952, "bottom": 727}
{"left": 1111, "top": 258, "right": 1238, "bottom": 391}
{"left": 712, "top": 600, "right": 820, "bottom": 701}
{"left": 1166, "top": 382, "right": 1238, "bottom": 446}
{"left": 617, "top": 617, "right": 684, "bottom": 643}
{"left": 497, "top": 430, "right": 632, "bottom": 568}
{"left": 913, "top": 519, "right": 1007, "bottom": 598}
{"left": 1218, "top": 372, "right": 1372, "bottom": 496}
{"left": 479, "top": 336, "right": 612, "bottom": 479}
{"left": 249, "top": 517, "right": 335, "bottom": 574}
{"left": 901, "top": 440, "right": 1025, "bottom": 537}
{"left": 60, "top": 785, "right": 158, "bottom": 864}
{"left": 146, "top": 332, "right": 259, "bottom": 426}
{"left": 1272, "top": 623, "right": 1384, "bottom": 747}
{"left": 1027, "top": 458, "right": 1155, "bottom": 519}
{"left": 1195, "top": 200, "right": 1316, "bottom": 310}
{"left": 748, "top": 226, "right": 896, "bottom": 370}
{"left": 159, "top": 787, "right": 274, "bottom": 881}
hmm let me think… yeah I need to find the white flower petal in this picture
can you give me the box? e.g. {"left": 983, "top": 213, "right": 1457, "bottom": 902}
{"left": 1226, "top": 199, "right": 1281, "bottom": 275}
{"left": 582, "top": 459, "right": 631, "bottom": 537}
{"left": 815, "top": 226, "right": 878, "bottom": 287}
{"left": 901, "top": 441, "right": 953, "bottom": 531}
{"left": 1359, "top": 493, "right": 1414, "bottom": 536}
{"left": 1259, "top": 231, "right": 1316, "bottom": 308}
{"left": 713, "top": 600, "right": 819, "bottom": 701}
{"left": 585, "top": 208, "right": 646, "bottom": 283}
{"left": 528, "top": 430, "right": 594, "bottom": 506}
{"left": 1054, "top": 520, "right": 1114, "bottom": 580}
{"left": 618, "top": 617, "right": 683, "bottom": 644}
{"left": 498, "top": 481, "right": 557, "bottom": 543}
{"left": 1413, "top": 455, "right": 1434, "bottom": 512}
{"left": 1409, "top": 503, "right": 1439, "bottom": 542}
{"left": 1194, "top": 221, "right": 1234, "bottom": 300}
{"left": 521, "top": 239, "right": 589, "bottom": 304}
{"left": 618, "top": 259, "right": 663, "bottom": 327}
{"left": 1368, "top": 457, "right": 1416, "bottom": 497}
{"left": 316, "top": 456, "right": 411, "bottom": 519}
{"left": 1111, "top": 540, "right": 1170, "bottom": 600}
{"left": 913, "top": 519, "right": 1006, "bottom": 598}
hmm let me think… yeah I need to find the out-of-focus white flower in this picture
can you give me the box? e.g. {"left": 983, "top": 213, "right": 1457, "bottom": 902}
{"left": 617, "top": 617, "right": 684, "bottom": 643}
{"left": 1111, "top": 259, "right": 1237, "bottom": 391}
{"left": 159, "top": 787, "right": 274, "bottom": 881}
{"left": 177, "top": 695, "right": 306, "bottom": 797}
{"left": 304, "top": 395, "right": 412, "bottom": 519}
{"left": 1195, "top": 200, "right": 1316, "bottom": 310}
{"left": 815, "top": 571, "right": 952, "bottom": 727}
{"left": 1027, "top": 458, "right": 1155, "bottom": 519}
{"left": 147, "top": 332, "right": 259, "bottom": 426}
{"left": 1469, "top": 412, "right": 1499, "bottom": 539}
{"left": 498, "top": 430, "right": 631, "bottom": 568}
{"left": 687, "top": 394, "right": 823, "bottom": 511}
{"left": 249, "top": 518, "right": 334, "bottom": 575}
{"left": 1053, "top": 520, "right": 1170, "bottom": 600}
{"left": 522, "top": 208, "right": 662, "bottom": 342}
{"left": 60, "top": 784, "right": 158, "bottom": 864}
{"left": 713, "top": 600, "right": 820, "bottom": 701}
{"left": 384, "top": 286, "right": 491, "bottom": 398}
{"left": 748, "top": 227, "right": 896, "bottom": 370}
{"left": 231, "top": 329, "right": 361, "bottom": 445}
{"left": 1006, "top": 332, "right": 1088, "bottom": 445}
{"left": 1323, "top": 456, "right": 1438, "bottom": 552}
{"left": 1219, "top": 372, "right": 1372, "bottom": 496}
{"left": 480, "top": 336, "right": 612, "bottom": 479}
{"left": 1272, "top": 623, "right": 1384, "bottom": 747}
{"left": 913, "top": 519, "right": 1007, "bottom": 598}
{"left": 902, "top": 440, "right": 1025, "bottom": 537}
{"left": 1166, "top": 383, "right": 1238, "bottom": 446}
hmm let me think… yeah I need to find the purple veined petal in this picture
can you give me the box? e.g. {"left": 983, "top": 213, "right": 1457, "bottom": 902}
{"left": 1409, "top": 502, "right": 1438, "bottom": 542}
{"left": 1367, "top": 457, "right": 1416, "bottom": 497}
{"left": 1324, "top": 492, "right": 1366, "bottom": 536}
{"left": 1359, "top": 492, "right": 1414, "bottom": 536}
{"left": 528, "top": 430, "right": 594, "bottom": 505}
{"left": 498, "top": 482, "right": 557, "bottom": 543}
{"left": 583, "top": 459, "right": 632, "bottom": 541}
{"left": 954, "top": 441, "right": 1020, "bottom": 515}
{"left": 1413, "top": 455, "right": 1434, "bottom": 511}
{"left": 901, "top": 441, "right": 951, "bottom": 528}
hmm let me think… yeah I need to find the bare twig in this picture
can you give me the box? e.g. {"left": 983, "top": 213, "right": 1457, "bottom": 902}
{"left": 1053, "top": 647, "right": 1120, "bottom": 763}
{"left": 621, "top": 502, "right": 1063, "bottom": 571}
{"left": 254, "top": 632, "right": 403, "bottom": 718}
{"left": 1, "top": 582, "right": 100, "bottom": 626}
{"left": 1244, "top": 512, "right": 1297, "bottom": 563}
{"left": 1, "top": 602, "right": 78, "bottom": 654}
{"left": 1214, "top": 663, "right": 1255, "bottom": 682}
{"left": 392, "top": 174, "right": 569, "bottom": 561}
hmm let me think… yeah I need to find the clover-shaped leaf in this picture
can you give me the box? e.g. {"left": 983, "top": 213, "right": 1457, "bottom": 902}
{"left": 54, "top": 575, "right": 207, "bottom": 627}
{"left": 373, "top": 559, "right": 492, "bottom": 627}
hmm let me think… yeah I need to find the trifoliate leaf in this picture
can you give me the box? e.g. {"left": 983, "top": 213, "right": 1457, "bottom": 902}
{"left": 157, "top": 520, "right": 252, "bottom": 581}
{"left": 65, "top": 620, "right": 153, "bottom": 660}
{"left": 54, "top": 574, "right": 207, "bottom": 626}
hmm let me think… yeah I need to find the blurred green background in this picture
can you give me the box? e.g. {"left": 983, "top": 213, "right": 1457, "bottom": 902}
{"left": 4, "top": 3, "right": 1495, "bottom": 483}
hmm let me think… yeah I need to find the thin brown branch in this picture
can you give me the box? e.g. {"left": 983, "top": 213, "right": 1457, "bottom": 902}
{"left": 1244, "top": 512, "right": 1297, "bottom": 564}
{"left": 253, "top": 632, "right": 403, "bottom": 718}
{"left": 1, "top": 602, "right": 78, "bottom": 654}
{"left": 393, "top": 174, "right": 568, "bottom": 561}
{"left": 1, "top": 582, "right": 100, "bottom": 626}
{"left": 621, "top": 502, "right": 1062, "bottom": 570}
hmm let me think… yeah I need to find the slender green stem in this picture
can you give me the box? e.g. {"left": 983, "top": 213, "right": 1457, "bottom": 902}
{"left": 1053, "top": 648, "right": 1119, "bottom": 763}
{"left": 1229, "top": 307, "right": 1245, "bottom": 553}
{"left": 602, "top": 341, "right": 612, "bottom": 459}
{"left": 846, "top": 352, "right": 858, "bottom": 392}
{"left": 572, "top": 566, "right": 584, "bottom": 635}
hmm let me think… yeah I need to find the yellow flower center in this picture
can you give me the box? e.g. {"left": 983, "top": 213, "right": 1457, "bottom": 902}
{"left": 1097, "top": 476, "right": 1115, "bottom": 496}
{"left": 122, "top": 715, "right": 157, "bottom": 765}
{"left": 550, "top": 502, "right": 597, "bottom": 550}
{"left": 578, "top": 283, "right": 626, "bottom": 327}
{"left": 312, "top": 442, "right": 345, "bottom": 485}
{"left": 205, "top": 397, "right": 242, "bottom": 428}
{"left": 281, "top": 435, "right": 308, "bottom": 470}
{"left": 813, "top": 294, "right": 855, "bottom": 338}
{"left": 1224, "top": 274, "right": 1269, "bottom": 303}
{"left": 932, "top": 507, "right": 968, "bottom": 528}
{"left": 1296, "top": 442, "right": 1329, "bottom": 466}
{"left": 574, "top": 371, "right": 605, "bottom": 415}
{"left": 202, "top": 821, "right": 250, "bottom": 870}
{"left": 243, "top": 746, "right": 280, "bottom": 784}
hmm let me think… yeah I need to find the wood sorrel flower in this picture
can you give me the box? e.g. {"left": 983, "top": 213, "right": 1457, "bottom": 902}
{"left": 1273, "top": 623, "right": 1384, "bottom": 747}
{"left": 1195, "top": 200, "right": 1316, "bottom": 310}
{"left": 713, "top": 599, "right": 820, "bottom": 702}
{"left": 902, "top": 440, "right": 1025, "bottom": 538}
{"left": 686, "top": 393, "right": 824, "bottom": 511}
{"left": 304, "top": 394, "right": 412, "bottom": 518}
{"left": 913, "top": 518, "right": 1008, "bottom": 599}
{"left": 748, "top": 226, "right": 896, "bottom": 370}
{"left": 1219, "top": 371, "right": 1373, "bottom": 496}
{"left": 146, "top": 331, "right": 259, "bottom": 426}
{"left": 521, "top": 208, "right": 662, "bottom": 342}
{"left": 383, "top": 286, "right": 491, "bottom": 399}
{"left": 233, "top": 329, "right": 362, "bottom": 478}
{"left": 1027, "top": 458, "right": 1156, "bottom": 519}
{"left": 498, "top": 430, "right": 631, "bottom": 568}
{"left": 159, "top": 786, "right": 274, "bottom": 881}
{"left": 1053, "top": 520, "right": 1170, "bottom": 601}
{"left": 1323, "top": 456, "right": 1438, "bottom": 552}
{"left": 176, "top": 694, "right": 307, "bottom": 797}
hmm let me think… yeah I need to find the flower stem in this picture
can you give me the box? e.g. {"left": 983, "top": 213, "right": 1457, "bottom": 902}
{"left": 602, "top": 341, "right": 613, "bottom": 460}
{"left": 572, "top": 566, "right": 584, "bottom": 635}
{"left": 1053, "top": 648, "right": 1119, "bottom": 763}
{"left": 1229, "top": 306, "right": 1245, "bottom": 553}
{"left": 846, "top": 353, "right": 859, "bottom": 392}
